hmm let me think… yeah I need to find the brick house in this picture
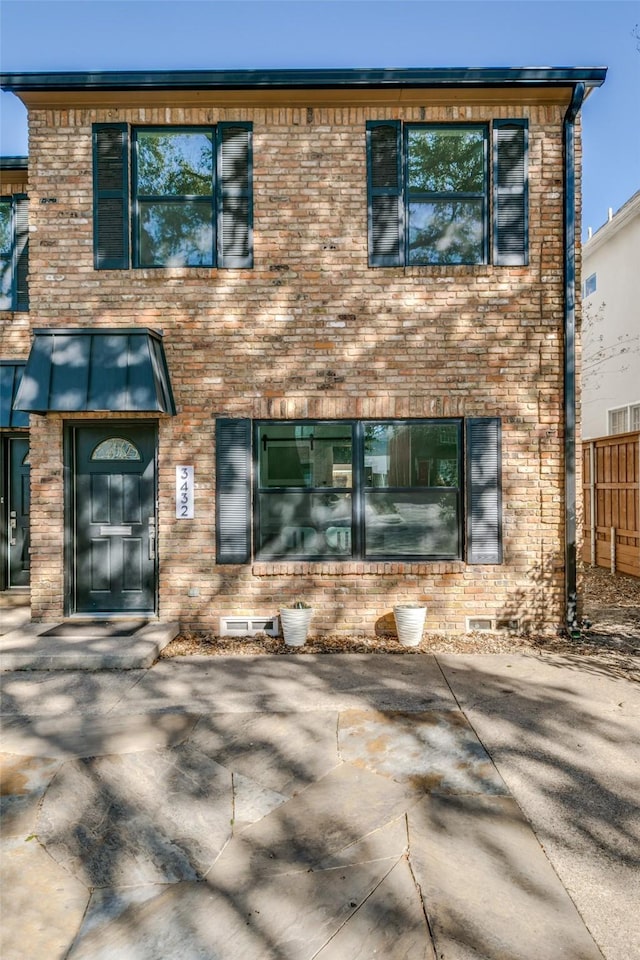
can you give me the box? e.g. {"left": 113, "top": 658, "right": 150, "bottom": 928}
{"left": 0, "top": 67, "right": 606, "bottom": 637}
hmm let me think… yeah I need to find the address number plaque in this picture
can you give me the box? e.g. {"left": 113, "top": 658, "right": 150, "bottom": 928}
{"left": 176, "top": 466, "right": 195, "bottom": 519}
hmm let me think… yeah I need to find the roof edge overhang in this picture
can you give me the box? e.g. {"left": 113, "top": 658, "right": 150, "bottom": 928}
{"left": 0, "top": 66, "right": 608, "bottom": 92}
{"left": 584, "top": 190, "right": 640, "bottom": 257}
{"left": 0, "top": 67, "right": 607, "bottom": 111}
{"left": 0, "top": 156, "right": 28, "bottom": 171}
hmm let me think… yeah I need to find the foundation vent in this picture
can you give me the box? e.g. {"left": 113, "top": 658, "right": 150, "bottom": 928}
{"left": 219, "top": 616, "right": 279, "bottom": 638}
{"left": 466, "top": 617, "right": 520, "bottom": 633}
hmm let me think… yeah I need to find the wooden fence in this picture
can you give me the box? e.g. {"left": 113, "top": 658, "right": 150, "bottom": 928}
{"left": 582, "top": 431, "right": 640, "bottom": 578}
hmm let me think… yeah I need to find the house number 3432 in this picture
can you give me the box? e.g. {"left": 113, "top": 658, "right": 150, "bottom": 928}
{"left": 176, "top": 466, "right": 195, "bottom": 519}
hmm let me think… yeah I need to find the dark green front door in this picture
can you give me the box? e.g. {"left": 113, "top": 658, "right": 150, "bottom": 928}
{"left": 73, "top": 424, "right": 156, "bottom": 614}
{"left": 7, "top": 437, "right": 30, "bottom": 588}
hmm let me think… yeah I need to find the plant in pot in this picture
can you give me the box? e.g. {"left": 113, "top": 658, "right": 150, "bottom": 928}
{"left": 393, "top": 603, "right": 427, "bottom": 647}
{"left": 280, "top": 599, "right": 313, "bottom": 647}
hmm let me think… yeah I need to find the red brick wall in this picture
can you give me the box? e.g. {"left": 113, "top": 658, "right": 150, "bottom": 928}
{"left": 1, "top": 98, "right": 582, "bottom": 634}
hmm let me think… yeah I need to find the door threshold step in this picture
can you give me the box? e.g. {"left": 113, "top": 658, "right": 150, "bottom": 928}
{"left": 0, "top": 620, "right": 179, "bottom": 672}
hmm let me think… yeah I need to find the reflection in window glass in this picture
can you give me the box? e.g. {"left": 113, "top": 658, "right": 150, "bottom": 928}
{"left": 583, "top": 273, "right": 597, "bottom": 298}
{"left": 408, "top": 201, "right": 483, "bottom": 265}
{"left": 408, "top": 128, "right": 484, "bottom": 193}
{"left": 139, "top": 202, "right": 214, "bottom": 266}
{"left": 136, "top": 131, "right": 213, "bottom": 196}
{"left": 258, "top": 423, "right": 352, "bottom": 489}
{"left": 0, "top": 201, "right": 12, "bottom": 310}
{"left": 257, "top": 423, "right": 354, "bottom": 559}
{"left": 256, "top": 420, "right": 461, "bottom": 560}
{"left": 0, "top": 201, "right": 11, "bottom": 256}
{"left": 364, "top": 422, "right": 459, "bottom": 488}
{"left": 134, "top": 129, "right": 215, "bottom": 267}
{"left": 364, "top": 421, "right": 461, "bottom": 559}
{"left": 406, "top": 126, "right": 486, "bottom": 266}
{"left": 258, "top": 492, "right": 352, "bottom": 558}
{"left": 365, "top": 491, "right": 459, "bottom": 557}
{"left": 91, "top": 438, "right": 142, "bottom": 461}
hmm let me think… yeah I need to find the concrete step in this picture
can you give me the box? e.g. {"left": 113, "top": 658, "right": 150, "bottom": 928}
{"left": 0, "top": 619, "right": 179, "bottom": 671}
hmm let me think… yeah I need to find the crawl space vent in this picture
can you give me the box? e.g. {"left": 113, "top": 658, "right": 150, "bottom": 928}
{"left": 219, "top": 616, "right": 279, "bottom": 638}
{"left": 466, "top": 617, "right": 520, "bottom": 633}
{"left": 466, "top": 617, "right": 494, "bottom": 632}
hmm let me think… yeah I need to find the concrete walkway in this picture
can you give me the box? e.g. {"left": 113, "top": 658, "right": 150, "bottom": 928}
{"left": 1, "top": 645, "right": 639, "bottom": 958}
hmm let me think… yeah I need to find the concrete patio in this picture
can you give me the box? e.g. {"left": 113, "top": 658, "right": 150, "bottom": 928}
{"left": 1, "top": 642, "right": 638, "bottom": 960}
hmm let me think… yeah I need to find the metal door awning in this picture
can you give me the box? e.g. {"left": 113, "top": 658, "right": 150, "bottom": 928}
{"left": 0, "top": 361, "right": 29, "bottom": 427}
{"left": 14, "top": 328, "right": 176, "bottom": 414}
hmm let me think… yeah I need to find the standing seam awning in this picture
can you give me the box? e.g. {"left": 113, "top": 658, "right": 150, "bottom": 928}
{"left": 14, "top": 328, "right": 176, "bottom": 414}
{"left": 0, "top": 361, "right": 29, "bottom": 427}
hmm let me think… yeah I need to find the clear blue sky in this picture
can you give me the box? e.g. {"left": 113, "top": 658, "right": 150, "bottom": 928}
{"left": 1, "top": 0, "right": 638, "bottom": 238}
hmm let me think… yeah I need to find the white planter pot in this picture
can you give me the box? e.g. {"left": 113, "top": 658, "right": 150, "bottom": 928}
{"left": 393, "top": 605, "right": 426, "bottom": 647}
{"left": 280, "top": 608, "right": 313, "bottom": 647}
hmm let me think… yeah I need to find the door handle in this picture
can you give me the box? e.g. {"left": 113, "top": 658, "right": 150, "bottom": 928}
{"left": 148, "top": 517, "right": 156, "bottom": 560}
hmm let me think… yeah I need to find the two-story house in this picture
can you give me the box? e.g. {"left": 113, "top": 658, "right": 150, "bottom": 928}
{"left": 0, "top": 67, "right": 606, "bottom": 637}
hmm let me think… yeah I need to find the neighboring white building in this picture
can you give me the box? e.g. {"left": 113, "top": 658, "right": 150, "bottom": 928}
{"left": 581, "top": 190, "right": 640, "bottom": 439}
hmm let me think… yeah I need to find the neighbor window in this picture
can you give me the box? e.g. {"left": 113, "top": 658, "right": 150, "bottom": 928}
{"left": 0, "top": 195, "right": 29, "bottom": 311}
{"left": 215, "top": 417, "right": 502, "bottom": 565}
{"left": 366, "top": 120, "right": 528, "bottom": 267}
{"left": 608, "top": 407, "right": 628, "bottom": 434}
{"left": 583, "top": 273, "right": 597, "bottom": 298}
{"left": 93, "top": 123, "right": 253, "bottom": 269}
{"left": 609, "top": 404, "right": 640, "bottom": 434}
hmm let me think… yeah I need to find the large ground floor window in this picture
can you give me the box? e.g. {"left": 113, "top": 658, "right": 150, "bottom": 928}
{"left": 215, "top": 416, "right": 501, "bottom": 566}
{"left": 256, "top": 420, "right": 462, "bottom": 561}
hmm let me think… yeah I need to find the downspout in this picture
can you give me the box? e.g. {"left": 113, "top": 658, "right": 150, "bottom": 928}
{"left": 563, "top": 82, "right": 586, "bottom": 631}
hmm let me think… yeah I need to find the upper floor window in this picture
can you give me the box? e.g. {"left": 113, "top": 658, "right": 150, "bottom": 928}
{"left": 366, "top": 120, "right": 528, "bottom": 267}
{"left": 93, "top": 123, "right": 253, "bottom": 270}
{"left": 0, "top": 195, "right": 29, "bottom": 311}
{"left": 583, "top": 273, "right": 597, "bottom": 298}
{"left": 608, "top": 407, "right": 628, "bottom": 434}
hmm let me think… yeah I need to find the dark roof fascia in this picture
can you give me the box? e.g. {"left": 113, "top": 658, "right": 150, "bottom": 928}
{"left": 0, "top": 67, "right": 608, "bottom": 93}
{"left": 0, "top": 156, "right": 28, "bottom": 170}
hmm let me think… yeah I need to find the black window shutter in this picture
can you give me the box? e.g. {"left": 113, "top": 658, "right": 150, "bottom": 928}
{"left": 14, "top": 195, "right": 29, "bottom": 311}
{"left": 217, "top": 123, "right": 253, "bottom": 268}
{"left": 366, "top": 121, "right": 404, "bottom": 267}
{"left": 93, "top": 123, "right": 129, "bottom": 269}
{"left": 493, "top": 120, "right": 528, "bottom": 266}
{"left": 216, "top": 418, "right": 252, "bottom": 564}
{"left": 466, "top": 417, "right": 503, "bottom": 564}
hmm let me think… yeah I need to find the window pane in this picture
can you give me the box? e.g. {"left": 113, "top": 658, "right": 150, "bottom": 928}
{"left": 258, "top": 492, "right": 352, "bottom": 557}
{"left": 136, "top": 131, "right": 213, "bottom": 196}
{"left": 364, "top": 423, "right": 460, "bottom": 488}
{"left": 138, "top": 202, "right": 213, "bottom": 266}
{"left": 258, "top": 423, "right": 353, "bottom": 489}
{"left": 608, "top": 409, "right": 628, "bottom": 434}
{"left": 0, "top": 202, "right": 12, "bottom": 309}
{"left": 408, "top": 201, "right": 483, "bottom": 264}
{"left": 408, "top": 128, "right": 484, "bottom": 193}
{"left": 365, "top": 491, "right": 459, "bottom": 557}
{"left": 0, "top": 202, "right": 11, "bottom": 257}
